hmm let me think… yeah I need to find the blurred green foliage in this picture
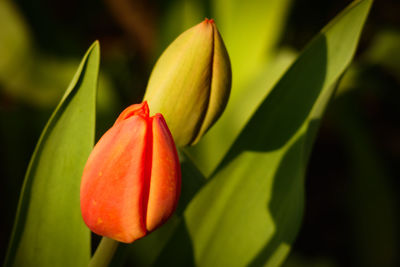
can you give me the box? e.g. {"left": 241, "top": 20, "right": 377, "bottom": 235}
{"left": 0, "top": 0, "right": 399, "bottom": 266}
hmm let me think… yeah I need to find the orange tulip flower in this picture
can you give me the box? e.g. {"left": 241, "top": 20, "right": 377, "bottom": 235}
{"left": 80, "top": 102, "right": 181, "bottom": 243}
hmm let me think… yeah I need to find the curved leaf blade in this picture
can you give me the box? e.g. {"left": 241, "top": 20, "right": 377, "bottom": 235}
{"left": 4, "top": 42, "right": 100, "bottom": 267}
{"left": 157, "top": 0, "right": 373, "bottom": 266}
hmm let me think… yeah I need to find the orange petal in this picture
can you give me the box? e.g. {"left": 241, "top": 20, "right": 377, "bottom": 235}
{"left": 114, "top": 101, "right": 149, "bottom": 125}
{"left": 80, "top": 115, "right": 149, "bottom": 243}
{"left": 146, "top": 114, "right": 181, "bottom": 231}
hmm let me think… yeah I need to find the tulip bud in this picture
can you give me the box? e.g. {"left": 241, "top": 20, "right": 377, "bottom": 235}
{"left": 144, "top": 18, "right": 232, "bottom": 146}
{"left": 80, "top": 102, "right": 181, "bottom": 243}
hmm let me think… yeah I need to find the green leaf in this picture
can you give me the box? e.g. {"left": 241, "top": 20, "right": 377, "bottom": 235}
{"left": 4, "top": 42, "right": 100, "bottom": 267}
{"left": 187, "top": 49, "right": 296, "bottom": 176}
{"left": 213, "top": 0, "right": 293, "bottom": 89}
{"left": 156, "top": 0, "right": 373, "bottom": 266}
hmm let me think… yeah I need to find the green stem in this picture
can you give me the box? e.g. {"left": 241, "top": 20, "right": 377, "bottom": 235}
{"left": 89, "top": 237, "right": 119, "bottom": 267}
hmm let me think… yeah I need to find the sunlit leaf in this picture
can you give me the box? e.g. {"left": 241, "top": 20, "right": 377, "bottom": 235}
{"left": 187, "top": 49, "right": 296, "bottom": 176}
{"left": 156, "top": 0, "right": 373, "bottom": 266}
{"left": 4, "top": 42, "right": 100, "bottom": 267}
{"left": 213, "top": 0, "right": 293, "bottom": 89}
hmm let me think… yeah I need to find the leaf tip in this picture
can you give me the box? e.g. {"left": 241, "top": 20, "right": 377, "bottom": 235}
{"left": 89, "top": 40, "right": 100, "bottom": 55}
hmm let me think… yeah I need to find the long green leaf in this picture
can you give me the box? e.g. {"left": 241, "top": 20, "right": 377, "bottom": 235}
{"left": 156, "top": 0, "right": 373, "bottom": 266}
{"left": 4, "top": 42, "right": 100, "bottom": 267}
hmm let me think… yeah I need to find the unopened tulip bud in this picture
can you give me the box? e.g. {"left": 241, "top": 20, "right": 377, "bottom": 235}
{"left": 144, "top": 18, "right": 232, "bottom": 146}
{"left": 80, "top": 102, "right": 181, "bottom": 243}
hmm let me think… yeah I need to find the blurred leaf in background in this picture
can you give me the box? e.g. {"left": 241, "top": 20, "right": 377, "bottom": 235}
{"left": 0, "top": 0, "right": 117, "bottom": 110}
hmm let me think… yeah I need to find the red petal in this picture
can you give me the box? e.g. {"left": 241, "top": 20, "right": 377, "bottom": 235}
{"left": 146, "top": 114, "right": 181, "bottom": 231}
{"left": 80, "top": 115, "right": 148, "bottom": 243}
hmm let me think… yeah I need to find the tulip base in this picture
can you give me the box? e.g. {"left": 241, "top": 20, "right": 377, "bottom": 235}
{"left": 89, "top": 237, "right": 119, "bottom": 267}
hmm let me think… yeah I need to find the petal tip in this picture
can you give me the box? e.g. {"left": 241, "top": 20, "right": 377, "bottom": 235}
{"left": 204, "top": 18, "right": 215, "bottom": 24}
{"left": 115, "top": 102, "right": 150, "bottom": 124}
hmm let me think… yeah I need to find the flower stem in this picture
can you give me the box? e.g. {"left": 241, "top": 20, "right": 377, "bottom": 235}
{"left": 89, "top": 237, "right": 119, "bottom": 267}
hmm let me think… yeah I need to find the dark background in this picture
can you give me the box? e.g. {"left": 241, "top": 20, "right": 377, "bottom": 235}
{"left": 0, "top": 0, "right": 399, "bottom": 266}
